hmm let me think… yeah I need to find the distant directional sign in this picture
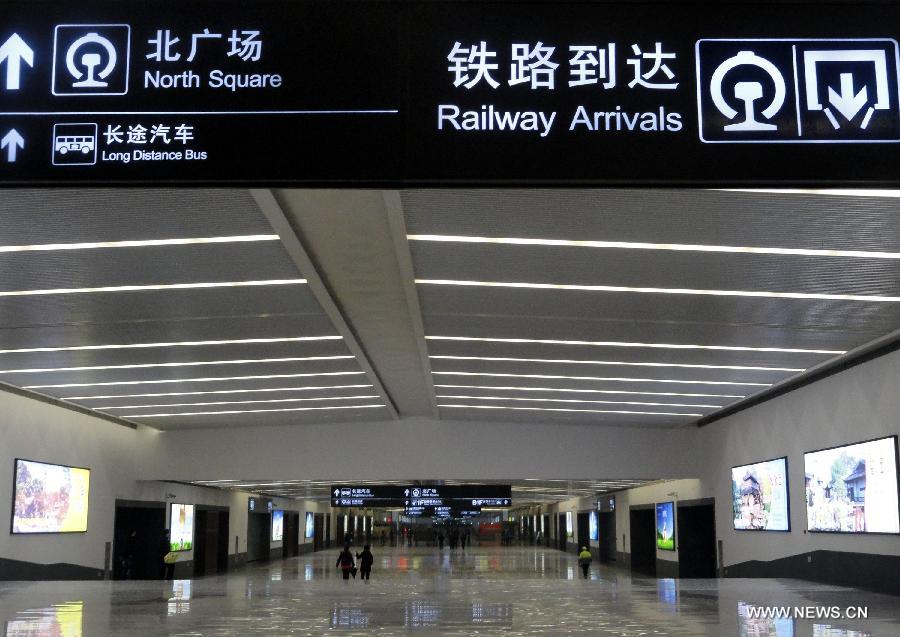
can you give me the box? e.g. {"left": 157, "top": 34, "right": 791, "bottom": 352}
{"left": 1, "top": 128, "right": 24, "bottom": 161}
{"left": 0, "top": 33, "right": 34, "bottom": 90}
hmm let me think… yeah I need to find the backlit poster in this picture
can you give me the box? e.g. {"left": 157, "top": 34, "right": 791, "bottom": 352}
{"left": 565, "top": 511, "right": 573, "bottom": 539}
{"left": 732, "top": 457, "right": 790, "bottom": 531}
{"left": 169, "top": 504, "right": 194, "bottom": 552}
{"left": 656, "top": 502, "right": 675, "bottom": 550}
{"left": 589, "top": 511, "right": 598, "bottom": 541}
{"left": 272, "top": 510, "right": 284, "bottom": 542}
{"left": 12, "top": 459, "right": 90, "bottom": 534}
{"left": 305, "top": 512, "right": 315, "bottom": 538}
{"left": 805, "top": 436, "right": 900, "bottom": 533}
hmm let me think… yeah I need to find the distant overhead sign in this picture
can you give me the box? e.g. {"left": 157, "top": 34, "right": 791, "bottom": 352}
{"left": 2, "top": 1, "right": 900, "bottom": 185}
{"left": 331, "top": 485, "right": 511, "bottom": 508}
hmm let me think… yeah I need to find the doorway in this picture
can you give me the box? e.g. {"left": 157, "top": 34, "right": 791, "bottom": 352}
{"left": 677, "top": 500, "right": 717, "bottom": 578}
{"left": 246, "top": 512, "right": 271, "bottom": 562}
{"left": 112, "top": 501, "right": 166, "bottom": 580}
{"left": 314, "top": 514, "right": 325, "bottom": 551}
{"left": 194, "top": 507, "right": 229, "bottom": 576}
{"left": 576, "top": 512, "right": 590, "bottom": 551}
{"left": 629, "top": 506, "right": 657, "bottom": 576}
{"left": 543, "top": 515, "right": 551, "bottom": 546}
{"left": 557, "top": 514, "right": 567, "bottom": 551}
{"left": 598, "top": 511, "right": 616, "bottom": 563}
{"left": 283, "top": 512, "right": 300, "bottom": 558}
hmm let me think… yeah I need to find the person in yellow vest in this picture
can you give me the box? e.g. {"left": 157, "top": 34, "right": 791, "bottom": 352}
{"left": 578, "top": 546, "right": 592, "bottom": 579}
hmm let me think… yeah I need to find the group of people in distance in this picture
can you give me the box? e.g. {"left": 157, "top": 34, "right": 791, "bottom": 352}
{"left": 336, "top": 544, "right": 374, "bottom": 580}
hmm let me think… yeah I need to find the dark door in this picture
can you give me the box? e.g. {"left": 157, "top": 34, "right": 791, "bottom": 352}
{"left": 217, "top": 511, "right": 230, "bottom": 572}
{"left": 576, "top": 512, "right": 590, "bottom": 551}
{"left": 194, "top": 510, "right": 209, "bottom": 575}
{"left": 557, "top": 514, "right": 567, "bottom": 551}
{"left": 113, "top": 504, "right": 166, "bottom": 580}
{"left": 677, "top": 504, "right": 717, "bottom": 578}
{"left": 314, "top": 514, "right": 324, "bottom": 551}
{"left": 325, "top": 514, "right": 331, "bottom": 549}
{"left": 247, "top": 512, "right": 271, "bottom": 562}
{"left": 629, "top": 507, "right": 656, "bottom": 576}
{"left": 543, "top": 515, "right": 551, "bottom": 546}
{"left": 283, "top": 513, "right": 299, "bottom": 557}
{"left": 598, "top": 511, "right": 616, "bottom": 563}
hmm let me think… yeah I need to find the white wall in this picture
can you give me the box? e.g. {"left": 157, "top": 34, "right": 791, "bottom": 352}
{"left": 613, "top": 479, "right": 704, "bottom": 564}
{"left": 0, "top": 389, "right": 330, "bottom": 571}
{"left": 697, "top": 348, "right": 900, "bottom": 567}
{"left": 0, "top": 391, "right": 138, "bottom": 572}
{"left": 141, "top": 417, "right": 700, "bottom": 481}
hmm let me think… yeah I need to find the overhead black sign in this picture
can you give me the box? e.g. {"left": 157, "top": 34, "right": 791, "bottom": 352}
{"left": 331, "top": 484, "right": 511, "bottom": 507}
{"left": 2, "top": 1, "right": 900, "bottom": 185}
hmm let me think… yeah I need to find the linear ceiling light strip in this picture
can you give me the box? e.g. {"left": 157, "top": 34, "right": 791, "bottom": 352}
{"left": 26, "top": 371, "right": 365, "bottom": 389}
{"left": 431, "top": 371, "right": 768, "bottom": 386}
{"left": 433, "top": 383, "right": 745, "bottom": 398}
{"left": 435, "top": 394, "right": 721, "bottom": 408}
{"left": 96, "top": 394, "right": 381, "bottom": 410}
{"left": 416, "top": 279, "right": 900, "bottom": 303}
{"left": 66, "top": 384, "right": 374, "bottom": 400}
{"left": 0, "top": 355, "right": 355, "bottom": 374}
{"left": 437, "top": 404, "right": 702, "bottom": 416}
{"left": 429, "top": 354, "right": 802, "bottom": 372}
{"left": 130, "top": 404, "right": 386, "bottom": 418}
{"left": 0, "top": 278, "right": 306, "bottom": 298}
{"left": 408, "top": 234, "right": 900, "bottom": 260}
{"left": 425, "top": 335, "right": 843, "bottom": 355}
{"left": 0, "top": 234, "right": 280, "bottom": 253}
{"left": 0, "top": 335, "right": 343, "bottom": 355}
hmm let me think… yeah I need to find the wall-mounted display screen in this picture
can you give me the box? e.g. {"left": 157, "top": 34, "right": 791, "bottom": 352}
{"left": 732, "top": 456, "right": 790, "bottom": 531}
{"left": 12, "top": 459, "right": 90, "bottom": 534}
{"left": 305, "top": 512, "right": 315, "bottom": 539}
{"left": 565, "top": 511, "right": 573, "bottom": 539}
{"left": 589, "top": 511, "right": 598, "bottom": 541}
{"left": 805, "top": 436, "right": 900, "bottom": 534}
{"left": 271, "top": 510, "right": 284, "bottom": 542}
{"left": 656, "top": 502, "right": 675, "bottom": 550}
{"left": 169, "top": 504, "right": 194, "bottom": 552}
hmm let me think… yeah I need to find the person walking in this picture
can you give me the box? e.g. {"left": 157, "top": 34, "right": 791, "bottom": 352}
{"left": 437, "top": 531, "right": 445, "bottom": 550}
{"left": 578, "top": 546, "right": 592, "bottom": 579}
{"left": 460, "top": 529, "right": 467, "bottom": 551}
{"left": 336, "top": 545, "right": 356, "bottom": 580}
{"left": 356, "top": 544, "right": 374, "bottom": 581}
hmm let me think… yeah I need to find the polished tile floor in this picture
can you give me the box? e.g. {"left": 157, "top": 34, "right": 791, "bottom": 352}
{"left": 1, "top": 545, "right": 897, "bottom": 636}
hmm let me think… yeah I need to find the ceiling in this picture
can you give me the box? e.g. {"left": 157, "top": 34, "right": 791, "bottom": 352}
{"left": 1, "top": 187, "right": 899, "bottom": 433}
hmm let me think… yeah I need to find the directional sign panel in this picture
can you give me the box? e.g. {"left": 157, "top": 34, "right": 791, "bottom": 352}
{"left": 3, "top": 1, "right": 900, "bottom": 184}
{"left": 330, "top": 485, "right": 511, "bottom": 507}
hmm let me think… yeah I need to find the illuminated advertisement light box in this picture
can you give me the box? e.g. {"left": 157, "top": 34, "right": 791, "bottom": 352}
{"left": 732, "top": 456, "right": 791, "bottom": 531}
{"left": 11, "top": 459, "right": 90, "bottom": 534}
{"left": 804, "top": 435, "right": 899, "bottom": 534}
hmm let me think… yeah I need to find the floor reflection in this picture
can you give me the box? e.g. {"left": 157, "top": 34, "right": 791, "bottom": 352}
{"left": 0, "top": 547, "right": 896, "bottom": 636}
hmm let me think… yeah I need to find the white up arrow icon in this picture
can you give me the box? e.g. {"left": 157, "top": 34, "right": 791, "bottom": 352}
{"left": 0, "top": 34, "right": 34, "bottom": 90}
{"left": 1, "top": 129, "right": 24, "bottom": 162}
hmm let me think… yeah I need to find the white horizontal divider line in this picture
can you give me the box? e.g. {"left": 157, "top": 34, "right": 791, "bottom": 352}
{"left": 416, "top": 279, "right": 900, "bottom": 303}
{"left": 431, "top": 370, "right": 769, "bottom": 386}
{"left": 0, "top": 335, "right": 343, "bottom": 355}
{"left": 0, "top": 355, "right": 355, "bottom": 375}
{"left": 0, "top": 278, "right": 305, "bottom": 298}
{"left": 67, "top": 384, "right": 374, "bottom": 400}
{"left": 435, "top": 394, "right": 722, "bottom": 408}
{"left": 0, "top": 109, "right": 399, "bottom": 116}
{"left": 96, "top": 394, "right": 382, "bottom": 410}
{"left": 129, "top": 404, "right": 387, "bottom": 418}
{"left": 0, "top": 235, "right": 280, "bottom": 253}
{"left": 433, "top": 383, "right": 745, "bottom": 398}
{"left": 429, "top": 354, "right": 802, "bottom": 372}
{"left": 407, "top": 233, "right": 900, "bottom": 260}
{"left": 425, "top": 335, "right": 844, "bottom": 355}
{"left": 25, "top": 370, "right": 366, "bottom": 389}
{"left": 437, "top": 404, "right": 702, "bottom": 416}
